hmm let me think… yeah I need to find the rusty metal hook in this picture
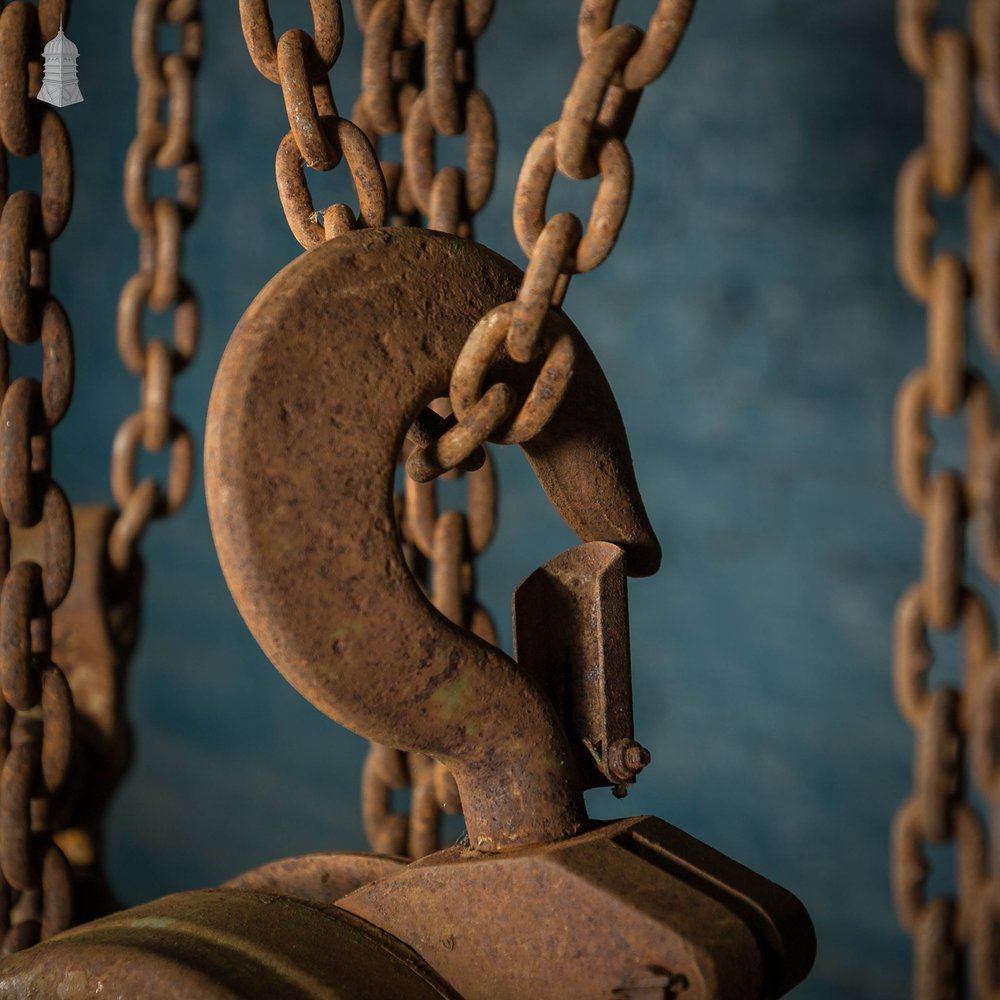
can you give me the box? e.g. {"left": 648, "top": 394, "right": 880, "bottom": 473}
{"left": 205, "top": 228, "right": 660, "bottom": 852}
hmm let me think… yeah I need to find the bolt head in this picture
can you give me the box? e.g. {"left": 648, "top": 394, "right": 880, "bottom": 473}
{"left": 607, "top": 738, "right": 651, "bottom": 782}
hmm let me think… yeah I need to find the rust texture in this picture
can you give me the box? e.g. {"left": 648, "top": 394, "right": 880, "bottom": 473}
{"left": 239, "top": 0, "right": 389, "bottom": 248}
{"left": 223, "top": 851, "right": 407, "bottom": 906}
{"left": 338, "top": 815, "right": 816, "bottom": 1000}
{"left": 240, "top": 0, "right": 696, "bottom": 492}
{"left": 0, "top": 887, "right": 459, "bottom": 998}
{"left": 420, "top": 0, "right": 696, "bottom": 473}
{"left": 514, "top": 540, "right": 646, "bottom": 790}
{"left": 0, "top": 3, "right": 823, "bottom": 996}
{"left": 205, "top": 227, "right": 660, "bottom": 853}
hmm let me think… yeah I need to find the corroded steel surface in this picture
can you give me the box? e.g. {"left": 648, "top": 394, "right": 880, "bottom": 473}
{"left": 0, "top": 887, "right": 459, "bottom": 998}
{"left": 239, "top": 0, "right": 388, "bottom": 248}
{"left": 514, "top": 540, "right": 644, "bottom": 790}
{"left": 422, "top": 0, "right": 696, "bottom": 471}
{"left": 223, "top": 851, "right": 407, "bottom": 906}
{"left": 205, "top": 226, "right": 660, "bottom": 852}
{"left": 338, "top": 815, "right": 816, "bottom": 1000}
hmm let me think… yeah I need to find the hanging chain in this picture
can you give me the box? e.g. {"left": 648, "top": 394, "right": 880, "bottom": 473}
{"left": 356, "top": 0, "right": 497, "bottom": 237}
{"left": 406, "top": 0, "right": 695, "bottom": 483}
{"left": 0, "top": 0, "right": 77, "bottom": 953}
{"left": 400, "top": 0, "right": 496, "bottom": 238}
{"left": 239, "top": 0, "right": 387, "bottom": 248}
{"left": 110, "top": 0, "right": 201, "bottom": 573}
{"left": 353, "top": 0, "right": 422, "bottom": 227}
{"left": 892, "top": 1, "right": 1000, "bottom": 995}
{"left": 353, "top": 0, "right": 498, "bottom": 860}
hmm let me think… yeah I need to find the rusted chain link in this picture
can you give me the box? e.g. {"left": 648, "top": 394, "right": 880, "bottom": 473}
{"left": 398, "top": 0, "right": 498, "bottom": 239}
{"left": 354, "top": 0, "right": 423, "bottom": 226}
{"left": 0, "top": 0, "right": 76, "bottom": 953}
{"left": 355, "top": 0, "right": 497, "bottom": 859}
{"left": 239, "top": 0, "right": 387, "bottom": 249}
{"left": 407, "top": 0, "right": 694, "bottom": 482}
{"left": 354, "top": 0, "right": 497, "bottom": 235}
{"left": 110, "top": 0, "right": 201, "bottom": 574}
{"left": 893, "top": 1, "right": 1000, "bottom": 994}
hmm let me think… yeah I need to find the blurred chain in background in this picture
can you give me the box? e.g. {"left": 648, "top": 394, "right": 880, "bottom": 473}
{"left": 112, "top": 0, "right": 201, "bottom": 571}
{"left": 0, "top": 0, "right": 205, "bottom": 950}
{"left": 2, "top": 0, "right": 204, "bottom": 938}
{"left": 893, "top": 0, "right": 1000, "bottom": 994}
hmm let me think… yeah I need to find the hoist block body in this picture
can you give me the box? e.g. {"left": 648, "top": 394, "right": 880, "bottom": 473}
{"left": 338, "top": 815, "right": 815, "bottom": 1000}
{"left": 222, "top": 850, "right": 407, "bottom": 904}
{"left": 0, "top": 886, "right": 459, "bottom": 999}
{"left": 0, "top": 830, "right": 813, "bottom": 998}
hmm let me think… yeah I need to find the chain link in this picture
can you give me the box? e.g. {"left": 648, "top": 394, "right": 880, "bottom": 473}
{"left": 110, "top": 0, "right": 201, "bottom": 573}
{"left": 354, "top": 0, "right": 422, "bottom": 225}
{"left": 408, "top": 0, "right": 694, "bottom": 481}
{"left": 893, "top": 0, "right": 1000, "bottom": 993}
{"left": 354, "top": 0, "right": 497, "bottom": 235}
{"left": 239, "top": 0, "right": 387, "bottom": 249}
{"left": 0, "top": 0, "right": 76, "bottom": 952}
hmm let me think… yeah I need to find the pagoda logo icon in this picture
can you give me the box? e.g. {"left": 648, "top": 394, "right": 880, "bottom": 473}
{"left": 37, "top": 22, "right": 83, "bottom": 108}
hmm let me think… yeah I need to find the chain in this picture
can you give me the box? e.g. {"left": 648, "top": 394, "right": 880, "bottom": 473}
{"left": 406, "top": 0, "right": 695, "bottom": 482}
{"left": 110, "top": 0, "right": 201, "bottom": 573}
{"left": 0, "top": 0, "right": 77, "bottom": 953}
{"left": 352, "top": 0, "right": 498, "bottom": 859}
{"left": 353, "top": 0, "right": 497, "bottom": 236}
{"left": 239, "top": 0, "right": 388, "bottom": 248}
{"left": 892, "top": 1, "right": 1000, "bottom": 995}
{"left": 394, "top": 0, "right": 496, "bottom": 237}
{"left": 353, "top": 0, "right": 421, "bottom": 227}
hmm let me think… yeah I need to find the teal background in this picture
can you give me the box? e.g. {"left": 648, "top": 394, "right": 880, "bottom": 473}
{"left": 37, "top": 1, "right": 946, "bottom": 995}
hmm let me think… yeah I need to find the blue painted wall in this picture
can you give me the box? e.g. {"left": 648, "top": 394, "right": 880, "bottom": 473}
{"left": 46, "top": 1, "right": 932, "bottom": 995}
